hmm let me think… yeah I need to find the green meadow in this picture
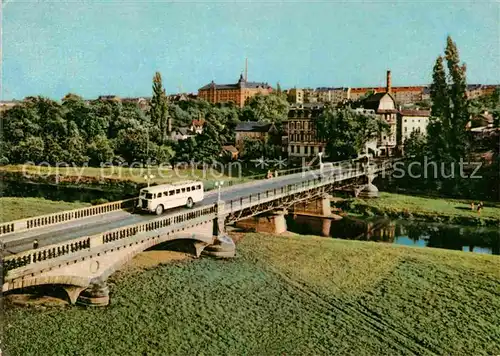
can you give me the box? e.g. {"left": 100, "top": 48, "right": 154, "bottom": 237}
{"left": 3, "top": 233, "right": 499, "bottom": 355}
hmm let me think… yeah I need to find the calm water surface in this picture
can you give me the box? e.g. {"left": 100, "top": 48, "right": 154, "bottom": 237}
{"left": 289, "top": 216, "right": 500, "bottom": 255}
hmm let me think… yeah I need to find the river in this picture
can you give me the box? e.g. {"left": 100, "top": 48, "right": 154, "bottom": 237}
{"left": 287, "top": 216, "right": 500, "bottom": 255}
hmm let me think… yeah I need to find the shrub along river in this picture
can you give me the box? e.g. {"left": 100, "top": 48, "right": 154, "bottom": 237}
{"left": 287, "top": 216, "right": 500, "bottom": 255}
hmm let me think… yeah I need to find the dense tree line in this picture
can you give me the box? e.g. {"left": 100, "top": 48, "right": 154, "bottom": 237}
{"left": 0, "top": 73, "right": 289, "bottom": 166}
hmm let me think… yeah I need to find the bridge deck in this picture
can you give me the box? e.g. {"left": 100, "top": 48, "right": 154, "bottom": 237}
{"left": 1, "top": 168, "right": 343, "bottom": 255}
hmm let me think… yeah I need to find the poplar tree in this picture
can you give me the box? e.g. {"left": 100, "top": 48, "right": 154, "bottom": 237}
{"left": 428, "top": 36, "right": 469, "bottom": 161}
{"left": 445, "top": 36, "right": 469, "bottom": 159}
{"left": 150, "top": 72, "right": 169, "bottom": 144}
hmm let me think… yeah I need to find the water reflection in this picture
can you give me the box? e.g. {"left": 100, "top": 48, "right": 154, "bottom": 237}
{"left": 326, "top": 217, "right": 499, "bottom": 255}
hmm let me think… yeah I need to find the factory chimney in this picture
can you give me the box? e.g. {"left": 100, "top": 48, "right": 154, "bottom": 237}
{"left": 386, "top": 70, "right": 392, "bottom": 93}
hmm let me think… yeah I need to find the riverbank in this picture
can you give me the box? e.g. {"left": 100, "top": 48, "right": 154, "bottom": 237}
{"left": 3, "top": 233, "right": 499, "bottom": 355}
{"left": 338, "top": 192, "right": 500, "bottom": 226}
{"left": 0, "top": 197, "right": 89, "bottom": 223}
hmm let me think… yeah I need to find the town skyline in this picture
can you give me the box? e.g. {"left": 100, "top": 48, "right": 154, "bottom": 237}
{"left": 3, "top": 1, "right": 499, "bottom": 100}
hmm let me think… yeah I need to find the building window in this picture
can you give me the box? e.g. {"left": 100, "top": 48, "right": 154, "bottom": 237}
{"left": 304, "top": 146, "right": 308, "bottom": 155}
{"left": 319, "top": 146, "right": 323, "bottom": 153}
{"left": 404, "top": 127, "right": 407, "bottom": 132}
{"left": 291, "top": 145, "right": 294, "bottom": 153}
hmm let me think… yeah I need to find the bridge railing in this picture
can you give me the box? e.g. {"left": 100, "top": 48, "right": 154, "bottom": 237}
{"left": 3, "top": 204, "right": 217, "bottom": 275}
{"left": 225, "top": 165, "right": 366, "bottom": 215}
{"left": 0, "top": 198, "right": 138, "bottom": 237}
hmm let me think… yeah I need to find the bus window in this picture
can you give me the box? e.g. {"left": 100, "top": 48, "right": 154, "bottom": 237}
{"left": 145, "top": 193, "right": 153, "bottom": 199}
{"left": 187, "top": 187, "right": 191, "bottom": 192}
{"left": 169, "top": 190, "right": 174, "bottom": 196}
{"left": 176, "top": 189, "right": 180, "bottom": 194}
{"left": 157, "top": 193, "right": 162, "bottom": 198}
{"left": 182, "top": 188, "right": 186, "bottom": 193}
{"left": 192, "top": 186, "right": 195, "bottom": 191}
{"left": 197, "top": 185, "right": 201, "bottom": 190}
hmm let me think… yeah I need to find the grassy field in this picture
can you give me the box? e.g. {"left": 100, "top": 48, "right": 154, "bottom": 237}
{"left": 0, "top": 164, "right": 251, "bottom": 187}
{"left": 343, "top": 192, "right": 500, "bottom": 225}
{"left": 3, "top": 233, "right": 499, "bottom": 355}
{"left": 0, "top": 197, "right": 90, "bottom": 223}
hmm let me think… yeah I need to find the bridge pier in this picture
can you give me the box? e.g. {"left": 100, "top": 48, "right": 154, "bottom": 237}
{"left": 234, "top": 208, "right": 288, "bottom": 234}
{"left": 289, "top": 194, "right": 342, "bottom": 237}
{"left": 204, "top": 202, "right": 236, "bottom": 258}
{"left": 63, "top": 285, "right": 86, "bottom": 305}
{"left": 357, "top": 173, "right": 379, "bottom": 198}
{"left": 77, "top": 280, "right": 110, "bottom": 307}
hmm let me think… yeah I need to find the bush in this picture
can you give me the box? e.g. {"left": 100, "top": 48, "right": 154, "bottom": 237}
{"left": 91, "top": 198, "right": 109, "bottom": 205}
{"left": 0, "top": 156, "right": 9, "bottom": 165}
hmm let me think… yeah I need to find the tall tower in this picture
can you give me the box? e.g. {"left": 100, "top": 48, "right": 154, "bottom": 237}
{"left": 386, "top": 70, "right": 392, "bottom": 93}
{"left": 245, "top": 58, "right": 248, "bottom": 82}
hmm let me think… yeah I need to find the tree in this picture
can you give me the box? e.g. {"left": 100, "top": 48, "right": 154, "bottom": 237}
{"left": 316, "top": 107, "right": 389, "bottom": 160}
{"left": 403, "top": 130, "right": 427, "bottom": 158}
{"left": 87, "top": 135, "right": 114, "bottom": 166}
{"left": 149, "top": 72, "right": 169, "bottom": 144}
{"left": 428, "top": 36, "right": 470, "bottom": 161}
{"left": 245, "top": 93, "right": 289, "bottom": 125}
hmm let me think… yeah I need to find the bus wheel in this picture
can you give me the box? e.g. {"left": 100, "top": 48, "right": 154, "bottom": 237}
{"left": 155, "top": 204, "right": 164, "bottom": 215}
{"left": 186, "top": 197, "right": 194, "bottom": 209}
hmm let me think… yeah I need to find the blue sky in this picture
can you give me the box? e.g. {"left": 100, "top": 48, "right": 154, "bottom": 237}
{"left": 3, "top": 0, "right": 499, "bottom": 100}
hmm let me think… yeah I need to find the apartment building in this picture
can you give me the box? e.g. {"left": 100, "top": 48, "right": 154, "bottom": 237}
{"left": 396, "top": 109, "right": 431, "bottom": 154}
{"left": 286, "top": 103, "right": 326, "bottom": 159}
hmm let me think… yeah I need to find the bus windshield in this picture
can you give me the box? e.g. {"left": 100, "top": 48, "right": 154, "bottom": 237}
{"left": 145, "top": 193, "right": 153, "bottom": 199}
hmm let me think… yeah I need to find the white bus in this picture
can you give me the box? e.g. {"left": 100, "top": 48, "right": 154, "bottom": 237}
{"left": 137, "top": 181, "right": 204, "bottom": 215}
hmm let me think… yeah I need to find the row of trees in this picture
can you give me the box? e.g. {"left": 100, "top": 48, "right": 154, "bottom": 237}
{"left": 0, "top": 73, "right": 290, "bottom": 166}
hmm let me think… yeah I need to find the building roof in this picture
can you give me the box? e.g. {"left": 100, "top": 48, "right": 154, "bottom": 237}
{"left": 192, "top": 119, "right": 205, "bottom": 127}
{"left": 235, "top": 121, "right": 275, "bottom": 132}
{"left": 400, "top": 109, "right": 431, "bottom": 117}
{"left": 361, "top": 92, "right": 396, "bottom": 111}
{"left": 199, "top": 74, "right": 272, "bottom": 91}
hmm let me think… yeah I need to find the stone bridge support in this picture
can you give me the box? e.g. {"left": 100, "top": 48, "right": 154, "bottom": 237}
{"left": 289, "top": 194, "right": 341, "bottom": 237}
{"left": 234, "top": 208, "right": 288, "bottom": 235}
{"left": 204, "top": 202, "right": 236, "bottom": 258}
{"left": 357, "top": 172, "right": 379, "bottom": 198}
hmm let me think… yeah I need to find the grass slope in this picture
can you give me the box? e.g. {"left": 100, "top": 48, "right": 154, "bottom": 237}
{"left": 3, "top": 234, "right": 499, "bottom": 355}
{"left": 0, "top": 197, "right": 89, "bottom": 223}
{"left": 345, "top": 192, "right": 500, "bottom": 225}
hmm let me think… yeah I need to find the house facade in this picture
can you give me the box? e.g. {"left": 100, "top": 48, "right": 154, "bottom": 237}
{"left": 286, "top": 103, "right": 326, "bottom": 159}
{"left": 396, "top": 109, "right": 431, "bottom": 154}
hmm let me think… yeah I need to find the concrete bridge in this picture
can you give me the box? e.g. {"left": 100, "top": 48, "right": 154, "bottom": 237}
{"left": 1, "top": 160, "right": 393, "bottom": 306}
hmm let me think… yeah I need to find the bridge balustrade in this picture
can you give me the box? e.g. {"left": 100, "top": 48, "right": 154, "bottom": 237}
{"left": 3, "top": 205, "right": 217, "bottom": 275}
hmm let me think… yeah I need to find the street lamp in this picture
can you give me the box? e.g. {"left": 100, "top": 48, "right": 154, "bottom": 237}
{"left": 318, "top": 152, "right": 324, "bottom": 171}
{"left": 144, "top": 174, "right": 155, "bottom": 187}
{"left": 215, "top": 181, "right": 224, "bottom": 202}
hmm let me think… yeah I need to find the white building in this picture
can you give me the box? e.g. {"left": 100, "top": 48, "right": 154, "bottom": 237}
{"left": 396, "top": 109, "right": 431, "bottom": 154}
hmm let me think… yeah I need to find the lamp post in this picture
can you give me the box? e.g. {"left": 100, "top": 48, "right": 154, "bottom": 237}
{"left": 215, "top": 181, "right": 224, "bottom": 202}
{"left": 318, "top": 152, "right": 324, "bottom": 171}
{"left": 144, "top": 174, "right": 155, "bottom": 187}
